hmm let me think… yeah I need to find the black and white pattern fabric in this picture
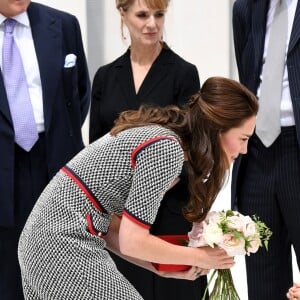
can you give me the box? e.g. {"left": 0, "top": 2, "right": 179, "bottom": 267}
{"left": 18, "top": 125, "right": 184, "bottom": 299}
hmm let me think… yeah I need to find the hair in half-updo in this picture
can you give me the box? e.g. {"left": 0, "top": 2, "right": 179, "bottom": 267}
{"left": 183, "top": 77, "right": 258, "bottom": 222}
{"left": 111, "top": 77, "right": 258, "bottom": 222}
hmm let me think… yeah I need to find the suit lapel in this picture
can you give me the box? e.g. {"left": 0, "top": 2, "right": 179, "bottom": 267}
{"left": 0, "top": 71, "right": 12, "bottom": 124}
{"left": 28, "top": 3, "right": 62, "bottom": 131}
{"left": 252, "top": 0, "right": 269, "bottom": 74}
{"left": 288, "top": 0, "right": 300, "bottom": 54}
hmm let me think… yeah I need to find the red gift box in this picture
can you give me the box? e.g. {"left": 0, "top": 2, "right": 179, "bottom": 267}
{"left": 151, "top": 234, "right": 191, "bottom": 272}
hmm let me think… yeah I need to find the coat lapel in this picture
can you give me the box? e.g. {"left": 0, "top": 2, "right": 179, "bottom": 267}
{"left": 137, "top": 48, "right": 170, "bottom": 99}
{"left": 252, "top": 0, "right": 269, "bottom": 75}
{"left": 115, "top": 50, "right": 137, "bottom": 106}
{"left": 114, "top": 48, "right": 172, "bottom": 108}
{"left": 27, "top": 3, "right": 62, "bottom": 132}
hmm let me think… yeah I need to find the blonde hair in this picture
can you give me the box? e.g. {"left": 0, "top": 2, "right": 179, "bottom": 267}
{"left": 116, "top": 0, "right": 169, "bottom": 11}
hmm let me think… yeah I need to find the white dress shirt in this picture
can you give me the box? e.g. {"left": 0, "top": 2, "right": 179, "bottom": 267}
{"left": 0, "top": 11, "right": 44, "bottom": 132}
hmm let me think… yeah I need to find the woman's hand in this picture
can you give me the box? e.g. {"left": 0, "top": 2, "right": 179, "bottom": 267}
{"left": 119, "top": 215, "right": 234, "bottom": 270}
{"left": 157, "top": 266, "right": 209, "bottom": 281}
{"left": 194, "top": 246, "right": 235, "bottom": 270}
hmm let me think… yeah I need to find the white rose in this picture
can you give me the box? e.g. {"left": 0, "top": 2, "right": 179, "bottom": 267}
{"left": 203, "top": 222, "right": 223, "bottom": 248}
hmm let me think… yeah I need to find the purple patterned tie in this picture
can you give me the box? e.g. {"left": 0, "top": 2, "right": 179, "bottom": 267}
{"left": 2, "top": 18, "right": 38, "bottom": 151}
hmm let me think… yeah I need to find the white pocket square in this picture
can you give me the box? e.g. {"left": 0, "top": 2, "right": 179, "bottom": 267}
{"left": 64, "top": 54, "right": 77, "bottom": 68}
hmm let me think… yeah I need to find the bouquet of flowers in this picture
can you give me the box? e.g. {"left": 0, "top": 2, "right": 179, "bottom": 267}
{"left": 188, "top": 210, "right": 272, "bottom": 300}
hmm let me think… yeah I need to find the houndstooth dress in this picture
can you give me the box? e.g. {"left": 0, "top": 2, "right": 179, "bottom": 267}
{"left": 18, "top": 125, "right": 184, "bottom": 300}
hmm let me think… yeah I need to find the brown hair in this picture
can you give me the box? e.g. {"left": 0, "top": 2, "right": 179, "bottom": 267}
{"left": 112, "top": 77, "right": 258, "bottom": 222}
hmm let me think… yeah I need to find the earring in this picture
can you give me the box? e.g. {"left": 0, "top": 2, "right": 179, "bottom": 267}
{"left": 122, "top": 27, "right": 127, "bottom": 40}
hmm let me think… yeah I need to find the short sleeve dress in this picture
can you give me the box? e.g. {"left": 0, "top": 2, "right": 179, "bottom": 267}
{"left": 18, "top": 125, "right": 184, "bottom": 300}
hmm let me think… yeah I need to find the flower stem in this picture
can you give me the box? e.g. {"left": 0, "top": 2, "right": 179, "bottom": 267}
{"left": 201, "top": 269, "right": 217, "bottom": 300}
{"left": 209, "top": 269, "right": 240, "bottom": 300}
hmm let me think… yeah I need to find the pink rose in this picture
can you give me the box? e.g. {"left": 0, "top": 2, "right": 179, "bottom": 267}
{"left": 219, "top": 233, "right": 246, "bottom": 256}
{"left": 242, "top": 216, "right": 257, "bottom": 237}
{"left": 188, "top": 222, "right": 207, "bottom": 247}
{"left": 206, "top": 211, "right": 221, "bottom": 223}
{"left": 246, "top": 237, "right": 261, "bottom": 255}
{"left": 227, "top": 215, "right": 245, "bottom": 232}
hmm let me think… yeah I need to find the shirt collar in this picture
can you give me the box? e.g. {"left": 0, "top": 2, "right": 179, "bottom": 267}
{"left": 0, "top": 11, "right": 30, "bottom": 28}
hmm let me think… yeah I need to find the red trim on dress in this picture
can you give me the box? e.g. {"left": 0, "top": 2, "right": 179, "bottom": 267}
{"left": 62, "top": 166, "right": 106, "bottom": 213}
{"left": 122, "top": 210, "right": 151, "bottom": 230}
{"left": 131, "top": 136, "right": 177, "bottom": 168}
{"left": 85, "top": 213, "right": 98, "bottom": 236}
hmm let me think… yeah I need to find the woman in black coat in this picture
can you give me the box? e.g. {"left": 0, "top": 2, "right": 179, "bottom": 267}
{"left": 89, "top": 0, "right": 207, "bottom": 299}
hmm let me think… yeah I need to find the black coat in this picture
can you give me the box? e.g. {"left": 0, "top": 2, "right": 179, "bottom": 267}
{"left": 90, "top": 46, "right": 200, "bottom": 141}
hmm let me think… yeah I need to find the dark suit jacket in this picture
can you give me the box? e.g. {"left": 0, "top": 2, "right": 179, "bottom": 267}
{"left": 231, "top": 0, "right": 300, "bottom": 206}
{"left": 0, "top": 2, "right": 90, "bottom": 226}
{"left": 89, "top": 46, "right": 200, "bottom": 142}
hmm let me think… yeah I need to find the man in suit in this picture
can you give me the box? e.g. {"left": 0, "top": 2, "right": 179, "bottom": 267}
{"left": 232, "top": 0, "right": 300, "bottom": 299}
{"left": 0, "top": 1, "right": 90, "bottom": 299}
